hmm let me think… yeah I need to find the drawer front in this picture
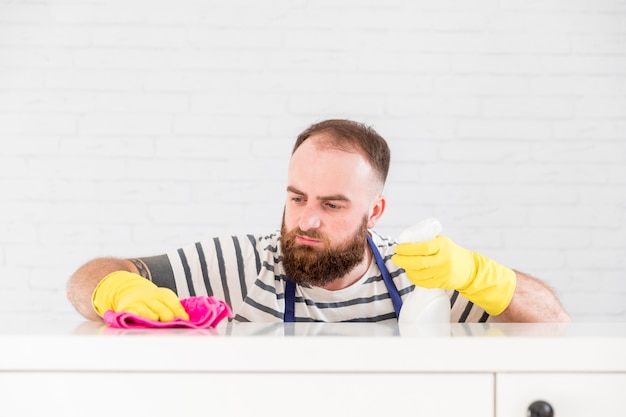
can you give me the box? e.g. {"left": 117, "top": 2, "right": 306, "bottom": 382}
{"left": 1, "top": 372, "right": 493, "bottom": 416}
{"left": 497, "top": 373, "right": 626, "bottom": 417}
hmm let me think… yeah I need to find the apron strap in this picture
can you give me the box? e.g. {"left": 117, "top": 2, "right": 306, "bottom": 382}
{"left": 284, "top": 278, "right": 296, "bottom": 322}
{"left": 283, "top": 234, "right": 403, "bottom": 322}
{"left": 367, "top": 234, "right": 403, "bottom": 318}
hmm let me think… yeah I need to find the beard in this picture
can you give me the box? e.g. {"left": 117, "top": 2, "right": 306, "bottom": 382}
{"left": 280, "top": 214, "right": 369, "bottom": 287}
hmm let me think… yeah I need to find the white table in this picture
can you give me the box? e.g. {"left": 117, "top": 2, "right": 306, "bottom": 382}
{"left": 2, "top": 315, "right": 625, "bottom": 416}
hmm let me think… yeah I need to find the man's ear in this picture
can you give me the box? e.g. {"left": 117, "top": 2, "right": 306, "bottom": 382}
{"left": 367, "top": 195, "right": 386, "bottom": 229}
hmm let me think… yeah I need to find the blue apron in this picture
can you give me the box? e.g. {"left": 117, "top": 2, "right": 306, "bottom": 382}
{"left": 284, "top": 235, "right": 403, "bottom": 322}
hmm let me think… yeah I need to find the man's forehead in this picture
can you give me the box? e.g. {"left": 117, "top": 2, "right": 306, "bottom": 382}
{"left": 287, "top": 137, "right": 379, "bottom": 199}
{"left": 290, "top": 137, "right": 369, "bottom": 169}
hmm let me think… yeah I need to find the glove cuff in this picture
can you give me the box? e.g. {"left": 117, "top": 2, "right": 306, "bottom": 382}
{"left": 460, "top": 253, "right": 517, "bottom": 316}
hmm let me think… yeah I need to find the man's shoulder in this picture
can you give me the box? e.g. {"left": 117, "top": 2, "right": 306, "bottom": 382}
{"left": 177, "top": 231, "right": 282, "bottom": 256}
{"left": 257, "top": 230, "right": 281, "bottom": 242}
{"left": 254, "top": 231, "right": 282, "bottom": 254}
{"left": 369, "top": 229, "right": 397, "bottom": 247}
{"left": 206, "top": 230, "right": 281, "bottom": 245}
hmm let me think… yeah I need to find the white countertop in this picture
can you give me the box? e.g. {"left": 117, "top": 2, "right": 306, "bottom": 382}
{"left": 2, "top": 314, "right": 625, "bottom": 373}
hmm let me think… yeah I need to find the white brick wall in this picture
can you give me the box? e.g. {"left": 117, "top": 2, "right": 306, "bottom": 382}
{"left": 1, "top": 0, "right": 624, "bottom": 321}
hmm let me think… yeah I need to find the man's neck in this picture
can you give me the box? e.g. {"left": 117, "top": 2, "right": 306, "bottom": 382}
{"left": 321, "top": 245, "right": 373, "bottom": 291}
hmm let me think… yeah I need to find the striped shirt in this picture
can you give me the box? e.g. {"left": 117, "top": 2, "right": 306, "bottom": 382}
{"left": 139, "top": 230, "right": 490, "bottom": 323}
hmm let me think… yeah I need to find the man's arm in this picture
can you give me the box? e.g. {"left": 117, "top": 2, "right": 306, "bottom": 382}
{"left": 392, "top": 236, "right": 572, "bottom": 323}
{"left": 66, "top": 257, "right": 140, "bottom": 321}
{"left": 491, "top": 270, "right": 571, "bottom": 323}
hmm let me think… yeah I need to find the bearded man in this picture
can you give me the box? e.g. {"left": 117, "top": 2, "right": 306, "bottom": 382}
{"left": 67, "top": 119, "right": 570, "bottom": 323}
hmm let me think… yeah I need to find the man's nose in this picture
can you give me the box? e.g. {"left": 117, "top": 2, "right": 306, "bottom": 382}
{"left": 298, "top": 204, "right": 321, "bottom": 231}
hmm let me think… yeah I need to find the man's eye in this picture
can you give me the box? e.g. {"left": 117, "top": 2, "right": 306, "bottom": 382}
{"left": 326, "top": 202, "right": 340, "bottom": 209}
{"left": 292, "top": 197, "right": 304, "bottom": 203}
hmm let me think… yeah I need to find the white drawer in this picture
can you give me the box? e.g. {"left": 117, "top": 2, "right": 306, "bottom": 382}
{"left": 1, "top": 372, "right": 493, "bottom": 416}
{"left": 497, "top": 372, "right": 626, "bottom": 416}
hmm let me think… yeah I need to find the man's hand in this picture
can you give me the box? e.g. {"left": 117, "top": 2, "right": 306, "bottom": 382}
{"left": 391, "top": 235, "right": 516, "bottom": 316}
{"left": 92, "top": 271, "right": 189, "bottom": 322}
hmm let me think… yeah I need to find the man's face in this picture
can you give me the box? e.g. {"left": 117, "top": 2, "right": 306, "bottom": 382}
{"left": 281, "top": 134, "right": 385, "bottom": 287}
{"left": 281, "top": 213, "right": 369, "bottom": 287}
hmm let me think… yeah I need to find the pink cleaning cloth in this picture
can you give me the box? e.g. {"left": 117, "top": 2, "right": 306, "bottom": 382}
{"left": 102, "top": 296, "right": 233, "bottom": 329}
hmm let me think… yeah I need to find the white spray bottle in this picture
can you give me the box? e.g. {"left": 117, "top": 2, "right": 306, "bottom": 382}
{"left": 396, "top": 218, "right": 451, "bottom": 324}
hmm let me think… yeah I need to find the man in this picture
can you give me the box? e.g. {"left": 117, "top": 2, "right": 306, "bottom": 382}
{"left": 67, "top": 119, "right": 570, "bottom": 323}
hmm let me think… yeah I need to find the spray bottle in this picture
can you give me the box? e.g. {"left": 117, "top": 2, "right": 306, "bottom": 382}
{"left": 396, "top": 218, "right": 451, "bottom": 324}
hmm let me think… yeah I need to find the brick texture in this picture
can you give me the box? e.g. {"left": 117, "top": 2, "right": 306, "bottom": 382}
{"left": 0, "top": 0, "right": 624, "bottom": 321}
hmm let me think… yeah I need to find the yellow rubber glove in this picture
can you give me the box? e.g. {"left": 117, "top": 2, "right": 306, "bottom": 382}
{"left": 92, "top": 271, "right": 189, "bottom": 322}
{"left": 391, "top": 235, "right": 516, "bottom": 316}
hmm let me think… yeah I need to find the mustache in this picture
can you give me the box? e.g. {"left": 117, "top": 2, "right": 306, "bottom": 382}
{"left": 281, "top": 223, "right": 325, "bottom": 240}
{"left": 282, "top": 226, "right": 331, "bottom": 247}
{"left": 293, "top": 229, "right": 325, "bottom": 240}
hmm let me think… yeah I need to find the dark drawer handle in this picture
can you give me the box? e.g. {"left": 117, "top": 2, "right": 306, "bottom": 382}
{"left": 528, "top": 400, "right": 554, "bottom": 417}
